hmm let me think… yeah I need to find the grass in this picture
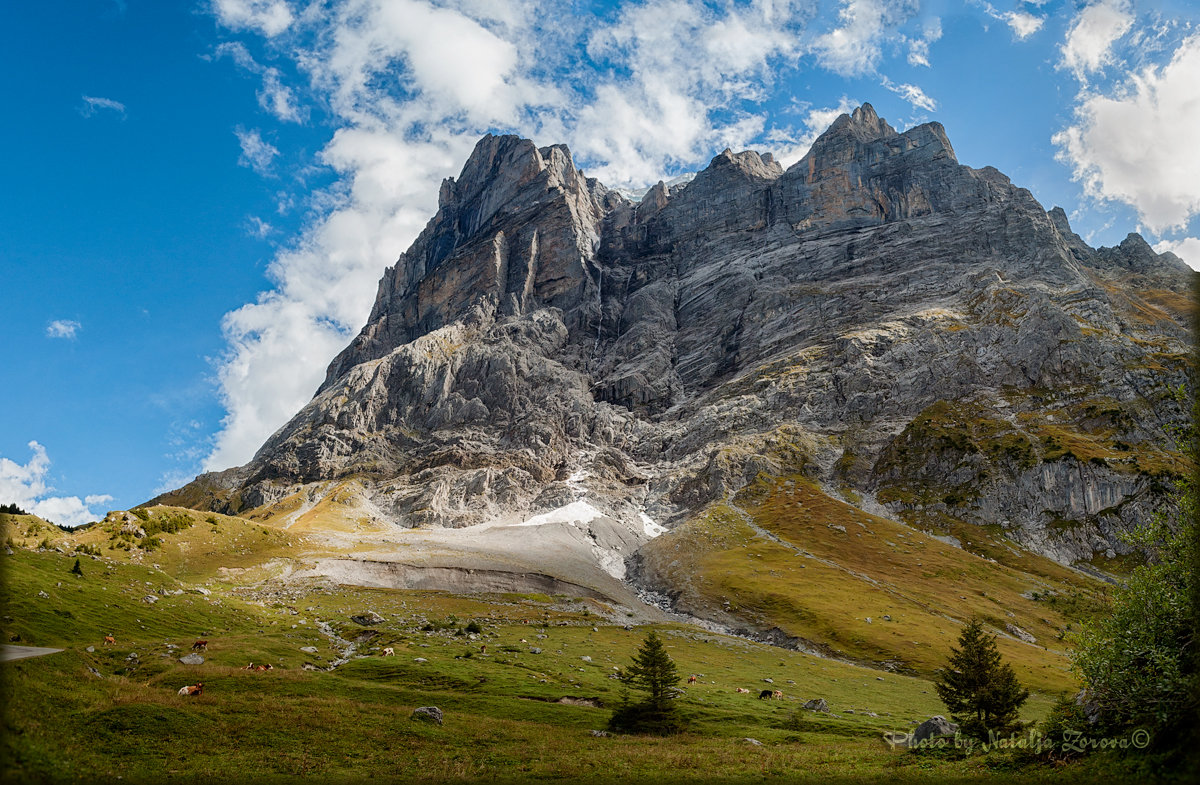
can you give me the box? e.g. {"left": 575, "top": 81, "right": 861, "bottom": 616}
{"left": 639, "top": 475, "right": 1103, "bottom": 694}
{"left": 0, "top": 514, "right": 1155, "bottom": 782}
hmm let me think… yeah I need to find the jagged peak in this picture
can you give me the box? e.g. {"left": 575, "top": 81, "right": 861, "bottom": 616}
{"left": 824, "top": 102, "right": 898, "bottom": 144}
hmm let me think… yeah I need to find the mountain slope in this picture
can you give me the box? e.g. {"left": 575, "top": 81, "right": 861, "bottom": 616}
{"left": 155, "top": 104, "right": 1193, "bottom": 652}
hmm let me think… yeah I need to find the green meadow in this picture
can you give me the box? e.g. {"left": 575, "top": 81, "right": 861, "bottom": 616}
{"left": 2, "top": 538, "right": 1156, "bottom": 784}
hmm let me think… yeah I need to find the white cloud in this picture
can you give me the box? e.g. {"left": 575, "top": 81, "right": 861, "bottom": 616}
{"left": 212, "top": 0, "right": 294, "bottom": 37}
{"left": 813, "top": 0, "right": 918, "bottom": 77}
{"left": 1153, "top": 237, "right": 1200, "bottom": 271}
{"left": 881, "top": 77, "right": 937, "bottom": 112}
{"left": 247, "top": 215, "right": 274, "bottom": 238}
{"left": 1054, "top": 34, "right": 1200, "bottom": 233}
{"left": 1060, "top": 0, "right": 1133, "bottom": 81}
{"left": 215, "top": 42, "right": 305, "bottom": 123}
{"left": 235, "top": 126, "right": 279, "bottom": 175}
{"left": 1004, "top": 11, "right": 1044, "bottom": 39}
{"left": 907, "top": 18, "right": 942, "bottom": 67}
{"left": 0, "top": 442, "right": 111, "bottom": 527}
{"left": 79, "top": 95, "right": 125, "bottom": 117}
{"left": 46, "top": 319, "right": 80, "bottom": 339}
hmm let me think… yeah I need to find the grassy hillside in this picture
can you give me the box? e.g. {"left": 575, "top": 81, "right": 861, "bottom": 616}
{"left": 3, "top": 545, "right": 1138, "bottom": 783}
{"left": 639, "top": 474, "right": 1106, "bottom": 694}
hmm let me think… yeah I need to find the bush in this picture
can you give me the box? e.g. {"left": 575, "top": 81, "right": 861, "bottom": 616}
{"left": 464, "top": 621, "right": 483, "bottom": 634}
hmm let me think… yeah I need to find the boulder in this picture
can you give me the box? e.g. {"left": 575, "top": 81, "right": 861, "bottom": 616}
{"left": 913, "top": 715, "right": 958, "bottom": 744}
{"left": 300, "top": 646, "right": 319, "bottom": 654}
{"left": 1005, "top": 623, "right": 1037, "bottom": 644}
{"left": 351, "top": 611, "right": 385, "bottom": 626}
{"left": 411, "top": 706, "right": 443, "bottom": 725}
{"left": 179, "top": 653, "right": 204, "bottom": 665}
{"left": 803, "top": 698, "right": 828, "bottom": 712}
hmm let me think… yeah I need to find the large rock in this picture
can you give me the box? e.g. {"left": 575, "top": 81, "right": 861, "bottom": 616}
{"left": 350, "top": 611, "right": 385, "bottom": 626}
{"left": 802, "top": 698, "right": 829, "bottom": 712}
{"left": 411, "top": 706, "right": 443, "bottom": 725}
{"left": 179, "top": 653, "right": 204, "bottom": 665}
{"left": 913, "top": 715, "right": 958, "bottom": 744}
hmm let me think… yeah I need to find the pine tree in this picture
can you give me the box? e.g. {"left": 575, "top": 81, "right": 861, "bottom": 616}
{"left": 608, "top": 630, "right": 686, "bottom": 734}
{"left": 935, "top": 618, "right": 1029, "bottom": 739}
{"left": 623, "top": 630, "right": 681, "bottom": 709}
{"left": 70, "top": 558, "right": 83, "bottom": 577}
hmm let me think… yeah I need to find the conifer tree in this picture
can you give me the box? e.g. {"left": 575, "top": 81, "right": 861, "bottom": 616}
{"left": 935, "top": 618, "right": 1029, "bottom": 739}
{"left": 70, "top": 557, "right": 83, "bottom": 577}
{"left": 623, "top": 630, "right": 681, "bottom": 710}
{"left": 608, "top": 630, "right": 686, "bottom": 734}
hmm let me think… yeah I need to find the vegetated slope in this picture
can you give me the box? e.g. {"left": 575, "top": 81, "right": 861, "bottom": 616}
{"left": 636, "top": 473, "right": 1101, "bottom": 693}
{"left": 5, "top": 544, "right": 1088, "bottom": 784}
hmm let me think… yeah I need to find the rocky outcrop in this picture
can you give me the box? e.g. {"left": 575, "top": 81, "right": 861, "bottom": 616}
{"left": 159, "top": 104, "right": 1193, "bottom": 577}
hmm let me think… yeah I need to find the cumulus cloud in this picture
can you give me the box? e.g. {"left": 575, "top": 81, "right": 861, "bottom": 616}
{"left": 1054, "top": 33, "right": 1200, "bottom": 233}
{"left": 1153, "top": 237, "right": 1200, "bottom": 272}
{"left": 211, "top": 0, "right": 293, "bottom": 37}
{"left": 1060, "top": 0, "right": 1133, "bottom": 81}
{"left": 0, "top": 442, "right": 111, "bottom": 527}
{"left": 235, "top": 126, "right": 279, "bottom": 175}
{"left": 813, "top": 0, "right": 918, "bottom": 77}
{"left": 46, "top": 319, "right": 81, "bottom": 339}
{"left": 79, "top": 95, "right": 125, "bottom": 118}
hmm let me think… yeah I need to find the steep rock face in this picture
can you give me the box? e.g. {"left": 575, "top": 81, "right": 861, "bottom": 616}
{"left": 161, "top": 104, "right": 1194, "bottom": 573}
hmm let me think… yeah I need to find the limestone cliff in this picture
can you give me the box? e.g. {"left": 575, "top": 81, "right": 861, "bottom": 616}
{"left": 158, "top": 104, "right": 1194, "bottom": 577}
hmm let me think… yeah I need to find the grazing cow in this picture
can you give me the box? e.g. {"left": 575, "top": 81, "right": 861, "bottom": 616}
{"left": 191, "top": 639, "right": 208, "bottom": 651}
{"left": 178, "top": 682, "right": 204, "bottom": 697}
{"left": 687, "top": 675, "right": 697, "bottom": 684}
{"left": 759, "top": 689, "right": 774, "bottom": 700}
{"left": 736, "top": 687, "right": 750, "bottom": 694}
{"left": 382, "top": 647, "right": 395, "bottom": 657}
{"left": 480, "top": 645, "right": 486, "bottom": 654}
{"left": 773, "top": 690, "right": 783, "bottom": 699}
{"left": 103, "top": 635, "right": 115, "bottom": 646}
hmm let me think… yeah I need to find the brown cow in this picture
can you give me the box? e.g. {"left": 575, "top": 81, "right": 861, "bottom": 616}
{"left": 103, "top": 635, "right": 115, "bottom": 646}
{"left": 382, "top": 647, "right": 395, "bottom": 657}
{"left": 178, "top": 682, "right": 204, "bottom": 697}
{"left": 735, "top": 687, "right": 750, "bottom": 694}
{"left": 687, "top": 675, "right": 697, "bottom": 684}
{"left": 773, "top": 690, "right": 783, "bottom": 699}
{"left": 191, "top": 639, "right": 208, "bottom": 651}
{"left": 254, "top": 664, "right": 273, "bottom": 671}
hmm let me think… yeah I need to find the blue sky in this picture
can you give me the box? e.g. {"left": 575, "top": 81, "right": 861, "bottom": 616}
{"left": 3, "top": 0, "right": 1198, "bottom": 526}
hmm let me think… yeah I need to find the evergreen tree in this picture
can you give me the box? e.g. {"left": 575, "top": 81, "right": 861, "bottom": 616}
{"left": 70, "top": 558, "right": 83, "bottom": 577}
{"left": 935, "top": 618, "right": 1029, "bottom": 739}
{"left": 608, "top": 630, "right": 686, "bottom": 734}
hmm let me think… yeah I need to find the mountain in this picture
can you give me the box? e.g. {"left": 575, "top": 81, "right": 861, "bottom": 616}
{"left": 156, "top": 104, "right": 1193, "bottom": 632}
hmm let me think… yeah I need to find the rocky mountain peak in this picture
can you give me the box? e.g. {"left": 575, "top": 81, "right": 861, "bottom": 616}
{"left": 164, "top": 104, "right": 1193, "bottom": 589}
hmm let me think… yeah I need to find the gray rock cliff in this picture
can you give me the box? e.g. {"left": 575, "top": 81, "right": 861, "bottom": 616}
{"left": 160, "top": 104, "right": 1194, "bottom": 572}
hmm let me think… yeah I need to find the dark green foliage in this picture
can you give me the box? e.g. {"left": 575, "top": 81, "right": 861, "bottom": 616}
{"left": 130, "top": 508, "right": 150, "bottom": 522}
{"left": 1, "top": 503, "right": 29, "bottom": 514}
{"left": 464, "top": 621, "right": 483, "bottom": 634}
{"left": 608, "top": 631, "right": 686, "bottom": 735}
{"left": 934, "top": 618, "right": 1029, "bottom": 740}
{"left": 1071, "top": 399, "right": 1197, "bottom": 758}
{"left": 70, "top": 558, "right": 83, "bottom": 577}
